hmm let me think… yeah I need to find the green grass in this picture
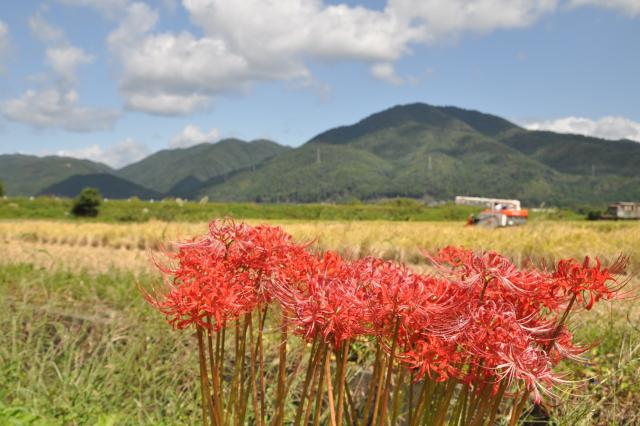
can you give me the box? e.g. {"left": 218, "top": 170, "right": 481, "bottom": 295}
{"left": 0, "top": 264, "right": 308, "bottom": 425}
{"left": 0, "top": 196, "right": 587, "bottom": 223}
{"left": 0, "top": 264, "right": 199, "bottom": 425}
{"left": 1, "top": 263, "right": 638, "bottom": 425}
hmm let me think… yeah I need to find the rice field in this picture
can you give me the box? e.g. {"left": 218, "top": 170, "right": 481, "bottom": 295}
{"left": 1, "top": 219, "right": 639, "bottom": 271}
{"left": 1, "top": 218, "right": 639, "bottom": 425}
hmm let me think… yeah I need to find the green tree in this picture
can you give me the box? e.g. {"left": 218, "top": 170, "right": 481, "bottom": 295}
{"left": 0, "top": 181, "right": 4, "bottom": 197}
{"left": 71, "top": 187, "right": 102, "bottom": 217}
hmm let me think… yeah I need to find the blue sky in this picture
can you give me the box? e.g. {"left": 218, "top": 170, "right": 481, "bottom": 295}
{"left": 0, "top": 0, "right": 639, "bottom": 168}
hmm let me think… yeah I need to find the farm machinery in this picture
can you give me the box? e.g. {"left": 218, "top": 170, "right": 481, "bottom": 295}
{"left": 455, "top": 196, "right": 528, "bottom": 228}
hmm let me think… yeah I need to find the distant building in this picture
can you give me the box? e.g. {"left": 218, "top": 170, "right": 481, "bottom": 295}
{"left": 606, "top": 202, "right": 640, "bottom": 220}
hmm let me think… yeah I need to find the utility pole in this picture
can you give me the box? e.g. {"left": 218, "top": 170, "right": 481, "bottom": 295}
{"left": 425, "top": 154, "right": 432, "bottom": 201}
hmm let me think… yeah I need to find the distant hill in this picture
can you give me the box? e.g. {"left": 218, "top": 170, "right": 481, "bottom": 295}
{"left": 118, "top": 138, "right": 289, "bottom": 193}
{"left": 0, "top": 154, "right": 112, "bottom": 196}
{"left": 497, "top": 129, "right": 640, "bottom": 177}
{"left": 39, "top": 174, "right": 162, "bottom": 199}
{"left": 4, "top": 103, "right": 640, "bottom": 206}
{"left": 195, "top": 103, "right": 640, "bottom": 206}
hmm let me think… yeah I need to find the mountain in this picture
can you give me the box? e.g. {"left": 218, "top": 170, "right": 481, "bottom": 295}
{"left": 0, "top": 154, "right": 112, "bottom": 196}
{"left": 5, "top": 103, "right": 640, "bottom": 206}
{"left": 497, "top": 129, "right": 640, "bottom": 177}
{"left": 307, "top": 103, "right": 518, "bottom": 146}
{"left": 195, "top": 103, "right": 640, "bottom": 206}
{"left": 118, "top": 138, "right": 290, "bottom": 194}
{"left": 39, "top": 174, "right": 162, "bottom": 199}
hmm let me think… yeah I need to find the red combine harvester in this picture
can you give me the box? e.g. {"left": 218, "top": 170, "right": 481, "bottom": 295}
{"left": 455, "top": 196, "right": 528, "bottom": 227}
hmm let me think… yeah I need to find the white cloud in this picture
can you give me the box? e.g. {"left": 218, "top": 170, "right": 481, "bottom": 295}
{"left": 524, "top": 116, "right": 640, "bottom": 142}
{"left": 57, "top": 138, "right": 150, "bottom": 168}
{"left": 169, "top": 124, "right": 221, "bottom": 148}
{"left": 127, "top": 92, "right": 211, "bottom": 116}
{"left": 569, "top": 0, "right": 640, "bottom": 16}
{"left": 29, "top": 12, "right": 94, "bottom": 84}
{"left": 2, "top": 88, "right": 119, "bottom": 132}
{"left": 388, "top": 0, "right": 558, "bottom": 42}
{"left": 371, "top": 62, "right": 403, "bottom": 85}
{"left": 46, "top": 46, "right": 93, "bottom": 83}
{"left": 2, "top": 12, "right": 117, "bottom": 132}
{"left": 28, "top": 13, "right": 66, "bottom": 44}
{"left": 107, "top": 0, "right": 560, "bottom": 115}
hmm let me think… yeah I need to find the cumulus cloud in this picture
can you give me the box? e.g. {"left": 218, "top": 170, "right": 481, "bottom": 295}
{"left": 46, "top": 46, "right": 93, "bottom": 83}
{"left": 371, "top": 63, "right": 403, "bottom": 85}
{"left": 569, "top": 0, "right": 640, "bottom": 16}
{"left": 16, "top": 0, "right": 640, "bottom": 119}
{"left": 388, "top": 0, "right": 557, "bottom": 42}
{"left": 57, "top": 138, "right": 150, "bottom": 168}
{"left": 107, "top": 0, "right": 561, "bottom": 115}
{"left": 2, "top": 88, "right": 119, "bottom": 132}
{"left": 524, "top": 116, "right": 640, "bottom": 142}
{"left": 2, "top": 12, "right": 118, "bottom": 131}
{"left": 29, "top": 13, "right": 66, "bottom": 43}
{"left": 169, "top": 124, "right": 221, "bottom": 148}
{"left": 29, "top": 11, "right": 93, "bottom": 83}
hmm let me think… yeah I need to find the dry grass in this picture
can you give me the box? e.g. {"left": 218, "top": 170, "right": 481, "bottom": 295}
{"left": 0, "top": 240, "right": 155, "bottom": 274}
{"left": 1, "top": 219, "right": 639, "bottom": 272}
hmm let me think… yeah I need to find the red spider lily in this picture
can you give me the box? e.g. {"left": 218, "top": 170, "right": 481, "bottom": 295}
{"left": 398, "top": 333, "right": 462, "bottom": 382}
{"left": 551, "top": 256, "right": 623, "bottom": 309}
{"left": 420, "top": 246, "right": 626, "bottom": 397}
{"left": 143, "top": 222, "right": 630, "bottom": 425}
{"left": 548, "top": 328, "right": 592, "bottom": 363}
{"left": 427, "top": 246, "right": 543, "bottom": 297}
{"left": 273, "top": 251, "right": 371, "bottom": 347}
{"left": 145, "top": 219, "right": 309, "bottom": 331}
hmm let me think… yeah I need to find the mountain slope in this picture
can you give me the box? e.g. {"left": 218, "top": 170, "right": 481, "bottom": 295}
{"left": 195, "top": 103, "right": 640, "bottom": 205}
{"left": 39, "top": 174, "right": 162, "bottom": 199}
{"left": 5, "top": 103, "right": 639, "bottom": 206}
{"left": 201, "top": 143, "right": 394, "bottom": 202}
{"left": 0, "top": 154, "right": 112, "bottom": 196}
{"left": 118, "top": 138, "right": 290, "bottom": 193}
{"left": 439, "top": 106, "right": 520, "bottom": 137}
{"left": 307, "top": 103, "right": 474, "bottom": 145}
{"left": 498, "top": 129, "right": 640, "bottom": 177}
{"left": 201, "top": 125, "right": 562, "bottom": 204}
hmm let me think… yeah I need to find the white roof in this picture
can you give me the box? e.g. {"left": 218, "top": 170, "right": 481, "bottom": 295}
{"left": 455, "top": 196, "right": 521, "bottom": 210}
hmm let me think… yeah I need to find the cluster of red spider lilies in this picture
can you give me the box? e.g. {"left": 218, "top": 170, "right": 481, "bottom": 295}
{"left": 145, "top": 220, "right": 627, "bottom": 426}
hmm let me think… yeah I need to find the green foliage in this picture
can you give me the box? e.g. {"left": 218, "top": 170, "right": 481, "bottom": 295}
{"left": 499, "top": 128, "right": 640, "bottom": 177}
{"left": 118, "top": 138, "right": 289, "bottom": 194}
{"left": 552, "top": 300, "right": 640, "bottom": 425}
{"left": 71, "top": 188, "right": 102, "bottom": 217}
{"left": 0, "top": 154, "right": 111, "bottom": 196}
{"left": 0, "top": 264, "right": 200, "bottom": 425}
{"left": 0, "top": 196, "right": 484, "bottom": 222}
{"left": 0, "top": 180, "right": 4, "bottom": 197}
{"left": 3, "top": 103, "right": 640, "bottom": 206}
{"left": 40, "top": 174, "right": 161, "bottom": 200}
{"left": 194, "top": 104, "right": 640, "bottom": 206}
